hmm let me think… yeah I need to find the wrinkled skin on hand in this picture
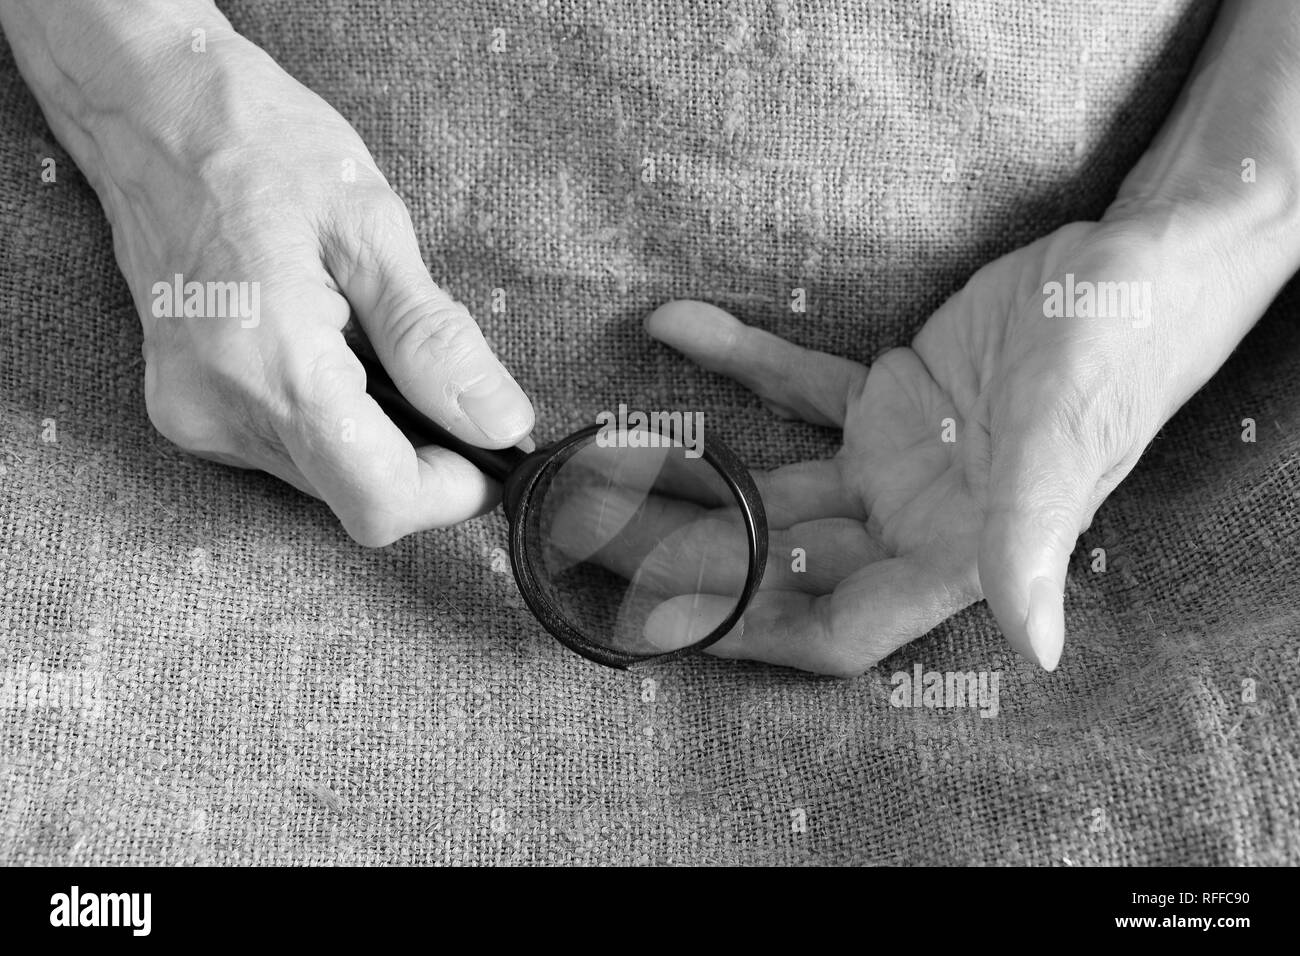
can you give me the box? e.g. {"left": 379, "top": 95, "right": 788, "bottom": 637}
{"left": 98, "top": 34, "right": 533, "bottom": 546}
{"left": 641, "top": 221, "right": 1175, "bottom": 675}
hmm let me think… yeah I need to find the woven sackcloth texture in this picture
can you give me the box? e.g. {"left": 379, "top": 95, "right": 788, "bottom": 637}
{"left": 2, "top": 0, "right": 1297, "bottom": 865}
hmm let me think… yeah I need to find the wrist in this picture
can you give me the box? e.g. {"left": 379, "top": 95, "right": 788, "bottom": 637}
{"left": 1104, "top": 171, "right": 1300, "bottom": 297}
{"left": 3, "top": 1, "right": 249, "bottom": 218}
{"left": 1098, "top": 189, "right": 1294, "bottom": 417}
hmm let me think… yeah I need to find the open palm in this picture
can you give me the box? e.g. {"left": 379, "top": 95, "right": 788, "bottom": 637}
{"left": 647, "top": 220, "right": 1162, "bottom": 675}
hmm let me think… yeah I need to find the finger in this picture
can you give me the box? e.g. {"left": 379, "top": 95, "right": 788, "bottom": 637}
{"left": 561, "top": 441, "right": 861, "bottom": 527}
{"left": 771, "top": 518, "right": 887, "bottom": 591}
{"left": 543, "top": 476, "right": 715, "bottom": 578}
{"left": 754, "top": 459, "right": 863, "bottom": 527}
{"left": 544, "top": 472, "right": 759, "bottom": 600}
{"left": 645, "top": 300, "right": 867, "bottom": 428}
{"left": 629, "top": 516, "right": 882, "bottom": 597}
{"left": 272, "top": 321, "right": 498, "bottom": 544}
{"left": 546, "top": 455, "right": 879, "bottom": 595}
{"left": 649, "top": 543, "right": 981, "bottom": 675}
{"left": 623, "top": 517, "right": 881, "bottom": 597}
{"left": 555, "top": 487, "right": 878, "bottom": 596}
{"left": 977, "top": 397, "right": 1107, "bottom": 672}
{"left": 327, "top": 194, "right": 534, "bottom": 448}
{"left": 644, "top": 593, "right": 737, "bottom": 651}
{"left": 551, "top": 439, "right": 731, "bottom": 509}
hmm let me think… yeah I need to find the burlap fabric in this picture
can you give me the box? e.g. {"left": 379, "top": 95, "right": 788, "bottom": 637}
{"left": 2, "top": 0, "right": 1296, "bottom": 865}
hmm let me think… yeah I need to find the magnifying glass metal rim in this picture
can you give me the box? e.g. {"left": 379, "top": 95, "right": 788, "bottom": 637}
{"left": 505, "top": 423, "right": 768, "bottom": 670}
{"left": 356, "top": 344, "right": 768, "bottom": 669}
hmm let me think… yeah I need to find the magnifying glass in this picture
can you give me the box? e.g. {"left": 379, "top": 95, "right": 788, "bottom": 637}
{"left": 357, "top": 349, "right": 767, "bottom": 669}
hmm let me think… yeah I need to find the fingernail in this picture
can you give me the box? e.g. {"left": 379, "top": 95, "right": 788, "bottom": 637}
{"left": 1024, "top": 576, "right": 1064, "bottom": 671}
{"left": 457, "top": 372, "right": 532, "bottom": 443}
{"left": 516, "top": 433, "right": 537, "bottom": 454}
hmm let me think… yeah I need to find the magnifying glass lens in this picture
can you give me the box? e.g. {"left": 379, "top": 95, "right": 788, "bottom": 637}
{"left": 519, "top": 426, "right": 752, "bottom": 658}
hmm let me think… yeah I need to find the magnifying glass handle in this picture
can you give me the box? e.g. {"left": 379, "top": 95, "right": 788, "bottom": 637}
{"left": 356, "top": 351, "right": 525, "bottom": 484}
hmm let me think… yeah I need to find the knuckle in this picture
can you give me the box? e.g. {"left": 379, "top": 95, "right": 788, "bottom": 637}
{"left": 386, "top": 297, "right": 481, "bottom": 372}
{"left": 365, "top": 189, "right": 416, "bottom": 236}
{"left": 1035, "top": 507, "right": 1082, "bottom": 551}
{"left": 280, "top": 342, "right": 365, "bottom": 425}
{"left": 342, "top": 481, "right": 416, "bottom": 547}
{"left": 346, "top": 190, "right": 417, "bottom": 266}
{"left": 357, "top": 185, "right": 412, "bottom": 229}
{"left": 144, "top": 376, "right": 217, "bottom": 453}
{"left": 324, "top": 186, "right": 416, "bottom": 284}
{"left": 203, "top": 339, "right": 263, "bottom": 397}
{"left": 338, "top": 443, "right": 421, "bottom": 548}
{"left": 1021, "top": 484, "right": 1085, "bottom": 550}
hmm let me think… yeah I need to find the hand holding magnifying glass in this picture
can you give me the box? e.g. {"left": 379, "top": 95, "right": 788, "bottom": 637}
{"left": 357, "top": 327, "right": 769, "bottom": 669}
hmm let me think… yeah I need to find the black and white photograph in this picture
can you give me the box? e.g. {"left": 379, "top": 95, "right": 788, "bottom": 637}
{"left": 0, "top": 0, "right": 1296, "bottom": 895}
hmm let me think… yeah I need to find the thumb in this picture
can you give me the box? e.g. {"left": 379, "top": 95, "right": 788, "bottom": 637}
{"left": 978, "top": 411, "right": 1104, "bottom": 672}
{"left": 332, "top": 202, "right": 534, "bottom": 448}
